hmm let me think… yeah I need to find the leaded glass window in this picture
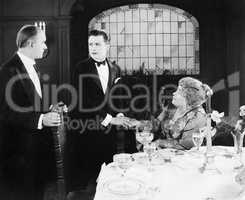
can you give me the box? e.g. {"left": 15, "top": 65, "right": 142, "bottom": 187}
{"left": 89, "top": 4, "right": 199, "bottom": 75}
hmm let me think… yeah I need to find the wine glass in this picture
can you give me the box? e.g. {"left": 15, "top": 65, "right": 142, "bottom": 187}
{"left": 231, "top": 130, "right": 245, "bottom": 170}
{"left": 113, "top": 153, "right": 132, "bottom": 177}
{"left": 136, "top": 130, "right": 154, "bottom": 146}
{"left": 144, "top": 142, "right": 157, "bottom": 161}
{"left": 192, "top": 130, "right": 205, "bottom": 151}
{"left": 144, "top": 142, "right": 157, "bottom": 171}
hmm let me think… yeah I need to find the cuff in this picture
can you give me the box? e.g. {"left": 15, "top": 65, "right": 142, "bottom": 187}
{"left": 38, "top": 114, "right": 44, "bottom": 130}
{"left": 101, "top": 114, "right": 113, "bottom": 127}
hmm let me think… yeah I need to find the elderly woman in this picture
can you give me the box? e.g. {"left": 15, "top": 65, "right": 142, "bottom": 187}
{"left": 153, "top": 77, "right": 213, "bottom": 150}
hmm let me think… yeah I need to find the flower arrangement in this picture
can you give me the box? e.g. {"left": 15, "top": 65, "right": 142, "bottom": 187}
{"left": 235, "top": 105, "right": 245, "bottom": 131}
{"left": 210, "top": 106, "right": 245, "bottom": 145}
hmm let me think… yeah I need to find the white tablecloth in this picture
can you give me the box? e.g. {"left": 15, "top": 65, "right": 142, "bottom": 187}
{"left": 94, "top": 146, "right": 245, "bottom": 200}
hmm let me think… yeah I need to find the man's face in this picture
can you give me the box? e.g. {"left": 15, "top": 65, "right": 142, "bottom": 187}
{"left": 31, "top": 31, "right": 47, "bottom": 59}
{"left": 88, "top": 35, "right": 109, "bottom": 62}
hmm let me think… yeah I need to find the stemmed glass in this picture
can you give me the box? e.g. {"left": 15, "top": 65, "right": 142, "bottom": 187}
{"left": 143, "top": 142, "right": 157, "bottom": 171}
{"left": 192, "top": 128, "right": 205, "bottom": 151}
{"left": 192, "top": 133, "right": 204, "bottom": 151}
{"left": 135, "top": 120, "right": 153, "bottom": 146}
{"left": 113, "top": 153, "right": 132, "bottom": 177}
{"left": 135, "top": 123, "right": 155, "bottom": 170}
{"left": 136, "top": 130, "right": 154, "bottom": 147}
{"left": 231, "top": 130, "right": 245, "bottom": 170}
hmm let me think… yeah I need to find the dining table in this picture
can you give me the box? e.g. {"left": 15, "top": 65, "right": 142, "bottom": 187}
{"left": 94, "top": 146, "right": 245, "bottom": 200}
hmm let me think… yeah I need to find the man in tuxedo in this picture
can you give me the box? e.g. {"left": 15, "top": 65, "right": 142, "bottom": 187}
{"left": 66, "top": 29, "right": 132, "bottom": 198}
{"left": 0, "top": 25, "right": 61, "bottom": 200}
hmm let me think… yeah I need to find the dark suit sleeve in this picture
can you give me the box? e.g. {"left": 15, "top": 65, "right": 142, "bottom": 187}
{"left": 0, "top": 67, "right": 41, "bottom": 130}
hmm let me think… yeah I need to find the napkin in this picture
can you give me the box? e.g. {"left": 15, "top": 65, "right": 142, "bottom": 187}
{"left": 96, "top": 163, "right": 106, "bottom": 183}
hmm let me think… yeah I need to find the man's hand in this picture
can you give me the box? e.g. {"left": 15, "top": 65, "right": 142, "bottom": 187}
{"left": 110, "top": 116, "right": 134, "bottom": 128}
{"left": 49, "top": 102, "right": 68, "bottom": 113}
{"left": 42, "top": 112, "right": 61, "bottom": 127}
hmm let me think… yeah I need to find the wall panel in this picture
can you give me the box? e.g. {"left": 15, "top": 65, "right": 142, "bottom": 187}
{"left": 3, "top": 0, "right": 56, "bottom": 16}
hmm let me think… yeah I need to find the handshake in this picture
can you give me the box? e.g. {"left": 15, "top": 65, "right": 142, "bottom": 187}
{"left": 110, "top": 115, "right": 153, "bottom": 131}
{"left": 110, "top": 115, "right": 141, "bottom": 129}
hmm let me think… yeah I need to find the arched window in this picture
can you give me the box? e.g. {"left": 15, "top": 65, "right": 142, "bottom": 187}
{"left": 89, "top": 4, "right": 199, "bottom": 75}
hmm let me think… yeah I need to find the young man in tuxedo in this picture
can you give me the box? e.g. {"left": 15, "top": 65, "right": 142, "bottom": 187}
{"left": 66, "top": 29, "right": 133, "bottom": 198}
{"left": 0, "top": 25, "right": 62, "bottom": 200}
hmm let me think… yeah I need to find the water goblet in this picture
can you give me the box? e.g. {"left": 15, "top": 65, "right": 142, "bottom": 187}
{"left": 136, "top": 130, "right": 154, "bottom": 147}
{"left": 143, "top": 142, "right": 157, "bottom": 171}
{"left": 231, "top": 130, "right": 245, "bottom": 170}
{"left": 113, "top": 153, "right": 132, "bottom": 177}
{"left": 192, "top": 129, "right": 205, "bottom": 151}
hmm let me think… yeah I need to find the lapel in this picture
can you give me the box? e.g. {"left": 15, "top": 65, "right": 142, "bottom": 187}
{"left": 107, "top": 60, "right": 119, "bottom": 87}
{"left": 87, "top": 57, "right": 118, "bottom": 95}
{"left": 106, "top": 59, "right": 113, "bottom": 90}
{"left": 13, "top": 54, "right": 42, "bottom": 105}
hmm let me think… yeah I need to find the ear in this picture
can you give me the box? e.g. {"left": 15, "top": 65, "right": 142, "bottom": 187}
{"left": 30, "top": 41, "right": 34, "bottom": 47}
{"left": 26, "top": 40, "right": 33, "bottom": 47}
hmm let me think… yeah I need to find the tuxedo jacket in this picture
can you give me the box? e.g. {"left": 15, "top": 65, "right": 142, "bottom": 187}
{"left": 71, "top": 57, "right": 121, "bottom": 130}
{"left": 0, "top": 53, "right": 56, "bottom": 198}
{"left": 65, "top": 57, "right": 121, "bottom": 190}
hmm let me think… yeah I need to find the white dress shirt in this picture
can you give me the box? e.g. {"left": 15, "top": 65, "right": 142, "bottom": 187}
{"left": 17, "top": 51, "right": 43, "bottom": 129}
{"left": 95, "top": 62, "right": 109, "bottom": 94}
{"left": 17, "top": 52, "right": 42, "bottom": 98}
{"left": 95, "top": 61, "right": 124, "bottom": 126}
{"left": 94, "top": 62, "right": 112, "bottom": 126}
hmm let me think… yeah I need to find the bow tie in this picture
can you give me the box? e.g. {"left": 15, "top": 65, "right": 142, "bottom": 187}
{"left": 94, "top": 60, "right": 106, "bottom": 67}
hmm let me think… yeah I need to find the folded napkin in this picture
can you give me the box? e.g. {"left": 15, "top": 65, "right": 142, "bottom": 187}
{"left": 96, "top": 163, "right": 107, "bottom": 183}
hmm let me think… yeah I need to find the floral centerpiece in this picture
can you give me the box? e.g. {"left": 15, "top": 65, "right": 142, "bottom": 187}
{"left": 235, "top": 105, "right": 245, "bottom": 131}
{"left": 199, "top": 106, "right": 245, "bottom": 173}
{"left": 211, "top": 106, "right": 245, "bottom": 153}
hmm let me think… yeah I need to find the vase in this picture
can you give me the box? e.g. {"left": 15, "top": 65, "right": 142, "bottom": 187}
{"left": 231, "top": 130, "right": 245, "bottom": 154}
{"left": 205, "top": 115, "right": 213, "bottom": 152}
{"left": 199, "top": 114, "right": 221, "bottom": 174}
{"left": 231, "top": 130, "right": 245, "bottom": 170}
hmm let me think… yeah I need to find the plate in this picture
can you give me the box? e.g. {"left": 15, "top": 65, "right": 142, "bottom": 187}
{"left": 103, "top": 178, "right": 143, "bottom": 196}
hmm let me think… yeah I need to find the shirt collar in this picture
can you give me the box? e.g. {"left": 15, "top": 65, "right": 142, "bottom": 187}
{"left": 17, "top": 51, "right": 36, "bottom": 67}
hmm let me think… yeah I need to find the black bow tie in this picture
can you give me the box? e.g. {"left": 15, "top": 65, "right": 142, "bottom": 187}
{"left": 94, "top": 60, "right": 106, "bottom": 67}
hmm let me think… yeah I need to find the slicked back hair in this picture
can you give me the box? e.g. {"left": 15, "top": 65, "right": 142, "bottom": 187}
{"left": 88, "top": 29, "right": 109, "bottom": 42}
{"left": 16, "top": 25, "right": 41, "bottom": 48}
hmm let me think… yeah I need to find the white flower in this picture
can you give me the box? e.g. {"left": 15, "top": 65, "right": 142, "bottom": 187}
{"left": 199, "top": 126, "right": 216, "bottom": 137}
{"left": 206, "top": 89, "right": 213, "bottom": 97}
{"left": 211, "top": 110, "right": 224, "bottom": 124}
{"left": 239, "top": 105, "right": 245, "bottom": 117}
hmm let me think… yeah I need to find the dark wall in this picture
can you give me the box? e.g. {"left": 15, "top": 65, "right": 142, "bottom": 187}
{"left": 225, "top": 0, "right": 245, "bottom": 112}
{"left": 0, "top": 0, "right": 74, "bottom": 104}
{"left": 0, "top": 0, "right": 57, "bottom": 82}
